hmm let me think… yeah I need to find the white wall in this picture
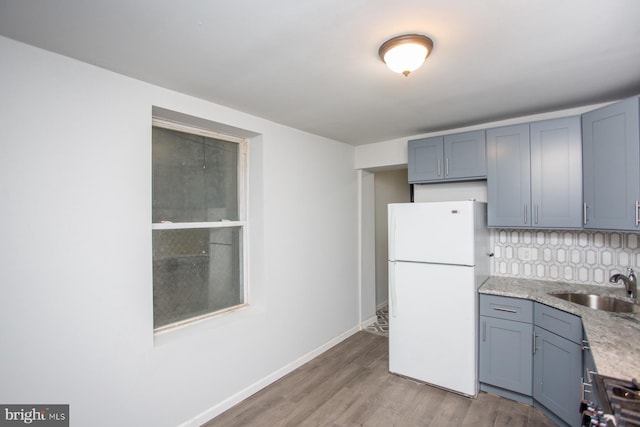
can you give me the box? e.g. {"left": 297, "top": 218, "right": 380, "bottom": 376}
{"left": 354, "top": 103, "right": 611, "bottom": 171}
{"left": 413, "top": 180, "right": 487, "bottom": 203}
{"left": 358, "top": 170, "right": 376, "bottom": 324}
{"left": 0, "top": 36, "right": 359, "bottom": 426}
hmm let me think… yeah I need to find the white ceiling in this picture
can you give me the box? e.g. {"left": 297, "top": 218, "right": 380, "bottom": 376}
{"left": 1, "top": 0, "right": 640, "bottom": 145}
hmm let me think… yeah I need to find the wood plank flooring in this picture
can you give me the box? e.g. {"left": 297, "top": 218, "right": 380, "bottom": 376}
{"left": 203, "top": 331, "right": 557, "bottom": 427}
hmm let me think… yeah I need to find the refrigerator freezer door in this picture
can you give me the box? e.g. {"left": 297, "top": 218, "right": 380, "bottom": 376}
{"left": 388, "top": 201, "right": 477, "bottom": 266}
{"left": 389, "top": 261, "right": 478, "bottom": 396}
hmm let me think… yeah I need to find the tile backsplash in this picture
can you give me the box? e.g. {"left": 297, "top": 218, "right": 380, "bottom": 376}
{"left": 490, "top": 229, "right": 640, "bottom": 286}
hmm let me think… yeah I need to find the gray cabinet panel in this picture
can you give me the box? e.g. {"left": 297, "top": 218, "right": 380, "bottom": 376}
{"left": 487, "top": 124, "right": 531, "bottom": 227}
{"left": 488, "top": 118, "right": 583, "bottom": 229}
{"left": 479, "top": 316, "right": 533, "bottom": 396}
{"left": 479, "top": 296, "right": 588, "bottom": 426}
{"left": 582, "top": 97, "right": 640, "bottom": 230}
{"left": 408, "top": 131, "right": 486, "bottom": 184}
{"left": 534, "top": 302, "right": 582, "bottom": 345}
{"left": 480, "top": 294, "right": 533, "bottom": 323}
{"left": 533, "top": 326, "right": 582, "bottom": 427}
{"left": 530, "top": 117, "right": 583, "bottom": 228}
{"left": 408, "top": 137, "right": 443, "bottom": 183}
{"left": 443, "top": 130, "right": 486, "bottom": 180}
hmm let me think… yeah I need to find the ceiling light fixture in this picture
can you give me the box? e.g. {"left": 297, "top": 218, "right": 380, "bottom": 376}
{"left": 378, "top": 34, "right": 434, "bottom": 77}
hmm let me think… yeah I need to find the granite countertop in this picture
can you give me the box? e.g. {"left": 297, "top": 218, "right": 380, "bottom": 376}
{"left": 479, "top": 276, "right": 640, "bottom": 381}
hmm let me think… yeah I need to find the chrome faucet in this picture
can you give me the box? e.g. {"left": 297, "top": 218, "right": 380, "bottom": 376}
{"left": 610, "top": 268, "right": 638, "bottom": 299}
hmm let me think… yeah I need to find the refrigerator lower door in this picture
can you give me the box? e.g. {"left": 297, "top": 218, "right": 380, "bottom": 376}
{"left": 389, "top": 261, "right": 478, "bottom": 396}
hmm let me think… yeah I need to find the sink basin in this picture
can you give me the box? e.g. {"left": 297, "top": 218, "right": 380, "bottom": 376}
{"left": 550, "top": 292, "right": 640, "bottom": 314}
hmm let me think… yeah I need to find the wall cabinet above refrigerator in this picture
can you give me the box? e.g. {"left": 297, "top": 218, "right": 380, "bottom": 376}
{"left": 408, "top": 130, "right": 486, "bottom": 184}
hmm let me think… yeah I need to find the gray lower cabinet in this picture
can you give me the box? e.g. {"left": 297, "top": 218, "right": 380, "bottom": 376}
{"left": 487, "top": 117, "right": 582, "bottom": 228}
{"left": 582, "top": 96, "right": 640, "bottom": 231}
{"left": 408, "top": 130, "right": 486, "bottom": 183}
{"left": 479, "top": 294, "right": 534, "bottom": 402}
{"left": 479, "top": 315, "right": 533, "bottom": 397}
{"left": 480, "top": 294, "right": 584, "bottom": 427}
{"left": 533, "top": 326, "right": 582, "bottom": 427}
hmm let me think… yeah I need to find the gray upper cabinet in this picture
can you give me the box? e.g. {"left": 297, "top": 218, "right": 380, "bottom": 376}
{"left": 408, "top": 136, "right": 443, "bottom": 182}
{"left": 443, "top": 130, "right": 487, "bottom": 180}
{"left": 408, "top": 130, "right": 486, "bottom": 183}
{"left": 487, "top": 117, "right": 582, "bottom": 228}
{"left": 582, "top": 97, "right": 640, "bottom": 231}
{"left": 487, "top": 124, "right": 531, "bottom": 227}
{"left": 530, "top": 117, "right": 583, "bottom": 228}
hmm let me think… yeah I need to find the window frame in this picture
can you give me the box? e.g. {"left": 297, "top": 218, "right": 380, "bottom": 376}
{"left": 151, "top": 117, "right": 249, "bottom": 333}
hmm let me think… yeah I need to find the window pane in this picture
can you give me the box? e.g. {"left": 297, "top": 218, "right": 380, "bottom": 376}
{"left": 152, "top": 227, "right": 243, "bottom": 329}
{"left": 152, "top": 127, "right": 239, "bottom": 223}
{"left": 204, "top": 135, "right": 239, "bottom": 222}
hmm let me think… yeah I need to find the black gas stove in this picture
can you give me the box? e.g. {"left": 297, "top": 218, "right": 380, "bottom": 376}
{"left": 582, "top": 374, "right": 640, "bottom": 426}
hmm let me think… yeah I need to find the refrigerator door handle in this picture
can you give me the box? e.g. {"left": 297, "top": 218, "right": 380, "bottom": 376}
{"left": 389, "top": 264, "right": 397, "bottom": 318}
{"left": 388, "top": 211, "right": 396, "bottom": 261}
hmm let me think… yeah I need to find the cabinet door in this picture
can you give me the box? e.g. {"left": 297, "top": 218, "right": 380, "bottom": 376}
{"left": 530, "top": 117, "right": 583, "bottom": 228}
{"left": 408, "top": 136, "right": 444, "bottom": 183}
{"left": 443, "top": 130, "right": 487, "bottom": 180}
{"left": 533, "top": 326, "right": 582, "bottom": 427}
{"left": 582, "top": 97, "right": 640, "bottom": 230}
{"left": 479, "top": 316, "right": 533, "bottom": 396}
{"left": 487, "top": 124, "right": 531, "bottom": 227}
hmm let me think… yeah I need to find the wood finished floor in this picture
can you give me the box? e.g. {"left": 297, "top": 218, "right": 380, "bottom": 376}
{"left": 203, "top": 331, "right": 557, "bottom": 427}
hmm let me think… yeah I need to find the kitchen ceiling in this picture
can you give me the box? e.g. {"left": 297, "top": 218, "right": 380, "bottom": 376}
{"left": 1, "top": 1, "right": 639, "bottom": 146}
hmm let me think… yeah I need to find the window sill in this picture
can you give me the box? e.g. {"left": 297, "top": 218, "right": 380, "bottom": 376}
{"left": 153, "top": 303, "right": 262, "bottom": 347}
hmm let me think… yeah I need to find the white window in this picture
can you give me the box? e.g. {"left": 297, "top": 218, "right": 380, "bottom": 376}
{"left": 151, "top": 118, "right": 248, "bottom": 331}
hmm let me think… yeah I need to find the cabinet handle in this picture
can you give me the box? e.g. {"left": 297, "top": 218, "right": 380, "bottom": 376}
{"left": 636, "top": 200, "right": 640, "bottom": 226}
{"left": 532, "top": 332, "right": 537, "bottom": 354}
{"left": 583, "top": 203, "right": 588, "bottom": 225}
{"left": 437, "top": 159, "right": 441, "bottom": 177}
{"left": 524, "top": 204, "right": 528, "bottom": 225}
{"left": 534, "top": 205, "right": 539, "bottom": 225}
{"left": 445, "top": 158, "right": 449, "bottom": 176}
{"left": 582, "top": 381, "right": 592, "bottom": 399}
{"left": 492, "top": 306, "right": 517, "bottom": 314}
{"left": 482, "top": 320, "right": 486, "bottom": 342}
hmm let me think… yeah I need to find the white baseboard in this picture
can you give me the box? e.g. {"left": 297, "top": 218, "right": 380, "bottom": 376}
{"left": 180, "top": 325, "right": 361, "bottom": 427}
{"left": 361, "top": 314, "right": 377, "bottom": 328}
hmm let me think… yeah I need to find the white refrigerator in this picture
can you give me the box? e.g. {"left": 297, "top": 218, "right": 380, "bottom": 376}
{"left": 388, "top": 201, "right": 489, "bottom": 397}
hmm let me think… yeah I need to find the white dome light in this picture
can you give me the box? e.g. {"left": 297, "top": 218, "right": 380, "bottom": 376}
{"left": 379, "top": 34, "right": 434, "bottom": 77}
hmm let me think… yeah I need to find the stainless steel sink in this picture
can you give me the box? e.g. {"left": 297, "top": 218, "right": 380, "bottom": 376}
{"left": 550, "top": 292, "right": 640, "bottom": 314}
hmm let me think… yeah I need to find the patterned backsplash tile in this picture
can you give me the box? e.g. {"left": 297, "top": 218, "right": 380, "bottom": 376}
{"left": 490, "top": 229, "right": 640, "bottom": 286}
